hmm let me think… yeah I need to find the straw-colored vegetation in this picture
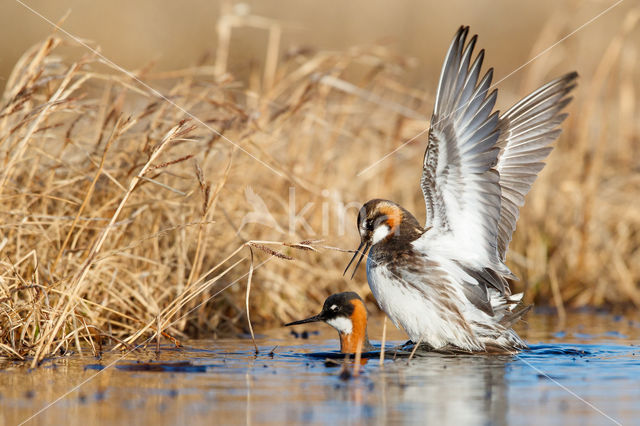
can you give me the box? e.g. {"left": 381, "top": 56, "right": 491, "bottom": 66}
{"left": 0, "top": 10, "right": 639, "bottom": 365}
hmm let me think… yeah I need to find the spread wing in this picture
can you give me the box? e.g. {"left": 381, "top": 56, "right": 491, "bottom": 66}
{"left": 418, "top": 26, "right": 504, "bottom": 270}
{"left": 495, "top": 72, "right": 578, "bottom": 260}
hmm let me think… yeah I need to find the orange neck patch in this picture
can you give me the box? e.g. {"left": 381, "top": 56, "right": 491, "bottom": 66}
{"left": 339, "top": 299, "right": 370, "bottom": 354}
{"left": 378, "top": 204, "right": 402, "bottom": 231}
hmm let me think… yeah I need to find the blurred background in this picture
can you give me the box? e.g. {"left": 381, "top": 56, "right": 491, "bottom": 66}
{"left": 0, "top": 0, "right": 639, "bottom": 352}
{"left": 1, "top": 0, "right": 636, "bottom": 93}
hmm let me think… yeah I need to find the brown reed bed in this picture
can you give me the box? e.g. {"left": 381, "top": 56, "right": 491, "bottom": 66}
{"left": 0, "top": 11, "right": 639, "bottom": 365}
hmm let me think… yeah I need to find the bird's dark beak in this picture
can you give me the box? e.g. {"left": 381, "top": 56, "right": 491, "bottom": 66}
{"left": 284, "top": 313, "right": 324, "bottom": 327}
{"left": 343, "top": 240, "right": 371, "bottom": 279}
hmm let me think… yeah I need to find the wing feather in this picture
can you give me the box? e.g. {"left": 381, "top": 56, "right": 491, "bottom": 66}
{"left": 418, "top": 26, "right": 504, "bottom": 273}
{"left": 495, "top": 72, "right": 578, "bottom": 259}
{"left": 416, "top": 27, "right": 576, "bottom": 311}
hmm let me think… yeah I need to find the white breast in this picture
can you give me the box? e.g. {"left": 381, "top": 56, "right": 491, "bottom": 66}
{"left": 366, "top": 255, "right": 483, "bottom": 351}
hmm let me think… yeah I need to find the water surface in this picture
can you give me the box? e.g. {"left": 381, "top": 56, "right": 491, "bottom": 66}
{"left": 1, "top": 311, "right": 638, "bottom": 425}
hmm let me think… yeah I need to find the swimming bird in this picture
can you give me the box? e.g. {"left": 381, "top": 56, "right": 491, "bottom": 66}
{"left": 285, "top": 292, "right": 374, "bottom": 354}
{"left": 344, "top": 26, "right": 577, "bottom": 353}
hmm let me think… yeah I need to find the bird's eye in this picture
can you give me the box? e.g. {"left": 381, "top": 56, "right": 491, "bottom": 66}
{"left": 365, "top": 220, "right": 373, "bottom": 231}
{"left": 330, "top": 304, "right": 338, "bottom": 311}
{"left": 373, "top": 215, "right": 390, "bottom": 229}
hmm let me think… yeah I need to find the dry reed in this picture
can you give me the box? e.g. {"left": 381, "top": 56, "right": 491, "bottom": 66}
{"left": 0, "top": 9, "right": 639, "bottom": 365}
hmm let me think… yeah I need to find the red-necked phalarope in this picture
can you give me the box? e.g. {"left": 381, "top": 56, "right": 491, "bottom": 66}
{"left": 285, "top": 292, "right": 373, "bottom": 354}
{"left": 344, "top": 26, "right": 577, "bottom": 353}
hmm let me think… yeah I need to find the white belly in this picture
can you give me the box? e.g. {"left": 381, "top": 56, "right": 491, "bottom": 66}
{"left": 366, "top": 256, "right": 482, "bottom": 350}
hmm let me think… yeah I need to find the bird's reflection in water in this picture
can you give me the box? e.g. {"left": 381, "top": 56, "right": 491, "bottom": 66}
{"left": 327, "top": 353, "right": 511, "bottom": 425}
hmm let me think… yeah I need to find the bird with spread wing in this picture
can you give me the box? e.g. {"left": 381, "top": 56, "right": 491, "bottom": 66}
{"left": 344, "top": 26, "right": 577, "bottom": 353}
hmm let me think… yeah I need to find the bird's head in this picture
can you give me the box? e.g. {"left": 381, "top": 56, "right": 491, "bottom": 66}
{"left": 285, "top": 292, "right": 371, "bottom": 354}
{"left": 344, "top": 199, "right": 422, "bottom": 278}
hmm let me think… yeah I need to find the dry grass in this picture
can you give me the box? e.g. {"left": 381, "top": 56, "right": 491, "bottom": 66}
{"left": 0, "top": 9, "right": 639, "bottom": 365}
